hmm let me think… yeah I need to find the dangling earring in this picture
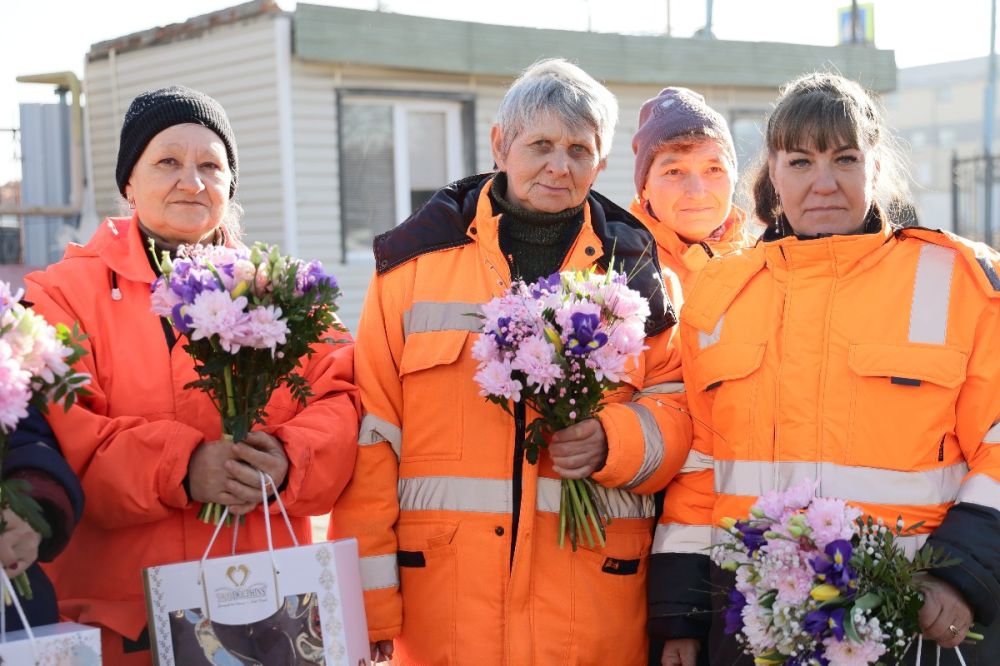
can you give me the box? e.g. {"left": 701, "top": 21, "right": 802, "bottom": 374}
{"left": 127, "top": 197, "right": 135, "bottom": 209}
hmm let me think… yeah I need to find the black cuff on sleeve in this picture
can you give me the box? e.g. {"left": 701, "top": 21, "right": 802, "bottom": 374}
{"left": 926, "top": 502, "right": 1000, "bottom": 625}
{"left": 647, "top": 552, "right": 714, "bottom": 640}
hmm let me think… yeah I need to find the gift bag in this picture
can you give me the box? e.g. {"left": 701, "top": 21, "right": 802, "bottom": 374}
{"left": 143, "top": 474, "right": 370, "bottom": 666}
{"left": 0, "top": 571, "right": 101, "bottom": 665}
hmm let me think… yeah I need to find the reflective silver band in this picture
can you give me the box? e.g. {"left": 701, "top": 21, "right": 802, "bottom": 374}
{"left": 396, "top": 475, "right": 655, "bottom": 519}
{"left": 403, "top": 301, "right": 482, "bottom": 337}
{"left": 536, "top": 477, "right": 655, "bottom": 519}
{"left": 360, "top": 554, "right": 399, "bottom": 591}
{"left": 633, "top": 381, "right": 686, "bottom": 398}
{"left": 652, "top": 523, "right": 712, "bottom": 554}
{"left": 714, "top": 460, "right": 968, "bottom": 507}
{"left": 398, "top": 476, "right": 511, "bottom": 514}
{"left": 909, "top": 244, "right": 956, "bottom": 345}
{"left": 358, "top": 413, "right": 402, "bottom": 459}
{"left": 956, "top": 474, "right": 1000, "bottom": 511}
{"left": 712, "top": 528, "right": 929, "bottom": 559}
{"left": 622, "top": 402, "right": 665, "bottom": 489}
{"left": 985, "top": 421, "right": 1000, "bottom": 444}
{"left": 698, "top": 315, "right": 724, "bottom": 349}
{"left": 680, "top": 449, "right": 714, "bottom": 473}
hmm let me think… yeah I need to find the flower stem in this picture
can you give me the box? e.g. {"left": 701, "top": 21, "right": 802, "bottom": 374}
{"left": 578, "top": 480, "right": 606, "bottom": 547}
{"left": 567, "top": 479, "right": 594, "bottom": 548}
{"left": 559, "top": 481, "right": 567, "bottom": 549}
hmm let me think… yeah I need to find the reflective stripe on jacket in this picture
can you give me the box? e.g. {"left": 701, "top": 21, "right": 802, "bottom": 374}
{"left": 332, "top": 175, "right": 692, "bottom": 665}
{"left": 662, "top": 220, "right": 1000, "bottom": 635}
{"left": 25, "top": 216, "right": 361, "bottom": 644}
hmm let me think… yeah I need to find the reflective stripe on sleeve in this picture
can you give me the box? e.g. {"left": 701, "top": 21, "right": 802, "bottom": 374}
{"left": 985, "top": 421, "right": 1000, "bottom": 444}
{"left": 698, "top": 315, "right": 724, "bottom": 349}
{"left": 679, "top": 449, "right": 713, "bottom": 473}
{"left": 403, "top": 301, "right": 482, "bottom": 337}
{"left": 956, "top": 474, "right": 1000, "bottom": 511}
{"left": 632, "top": 381, "right": 685, "bottom": 399}
{"left": 536, "top": 477, "right": 655, "bottom": 519}
{"left": 622, "top": 403, "right": 664, "bottom": 489}
{"left": 359, "top": 554, "right": 399, "bottom": 591}
{"left": 908, "top": 244, "right": 956, "bottom": 345}
{"left": 398, "top": 476, "right": 511, "bottom": 513}
{"left": 652, "top": 523, "right": 712, "bottom": 554}
{"left": 714, "top": 460, "right": 968, "bottom": 507}
{"left": 358, "top": 413, "right": 402, "bottom": 459}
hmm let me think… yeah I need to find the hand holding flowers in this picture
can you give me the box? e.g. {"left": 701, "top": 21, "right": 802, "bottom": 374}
{"left": 150, "top": 242, "right": 341, "bottom": 524}
{"left": 473, "top": 267, "right": 649, "bottom": 550}
{"left": 714, "top": 479, "right": 980, "bottom": 665}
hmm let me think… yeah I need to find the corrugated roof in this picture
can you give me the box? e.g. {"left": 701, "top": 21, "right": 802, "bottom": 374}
{"left": 87, "top": 0, "right": 283, "bottom": 61}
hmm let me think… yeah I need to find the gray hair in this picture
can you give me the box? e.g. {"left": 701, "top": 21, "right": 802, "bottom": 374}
{"left": 495, "top": 58, "right": 618, "bottom": 160}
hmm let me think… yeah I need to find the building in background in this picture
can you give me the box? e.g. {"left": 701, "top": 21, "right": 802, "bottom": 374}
{"left": 82, "top": 0, "right": 895, "bottom": 330}
{"left": 885, "top": 56, "right": 998, "bottom": 240}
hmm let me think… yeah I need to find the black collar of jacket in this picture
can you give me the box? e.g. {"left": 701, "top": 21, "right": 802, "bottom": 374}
{"left": 373, "top": 173, "right": 676, "bottom": 336}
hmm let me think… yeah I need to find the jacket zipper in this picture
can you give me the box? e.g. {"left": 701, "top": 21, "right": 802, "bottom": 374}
{"left": 699, "top": 241, "right": 715, "bottom": 258}
{"left": 510, "top": 401, "right": 526, "bottom": 566}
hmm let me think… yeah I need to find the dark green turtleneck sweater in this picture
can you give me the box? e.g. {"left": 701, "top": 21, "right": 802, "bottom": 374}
{"left": 489, "top": 173, "right": 584, "bottom": 283}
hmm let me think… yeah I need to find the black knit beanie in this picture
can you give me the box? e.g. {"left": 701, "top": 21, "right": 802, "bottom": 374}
{"left": 116, "top": 85, "right": 238, "bottom": 199}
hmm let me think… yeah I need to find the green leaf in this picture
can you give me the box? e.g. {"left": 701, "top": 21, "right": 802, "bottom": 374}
{"left": 853, "top": 591, "right": 883, "bottom": 611}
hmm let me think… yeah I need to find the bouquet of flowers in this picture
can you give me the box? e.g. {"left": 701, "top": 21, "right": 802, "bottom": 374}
{"left": 472, "top": 267, "right": 649, "bottom": 550}
{"left": 0, "top": 282, "right": 89, "bottom": 600}
{"left": 150, "top": 242, "right": 341, "bottom": 524}
{"left": 713, "top": 479, "right": 978, "bottom": 665}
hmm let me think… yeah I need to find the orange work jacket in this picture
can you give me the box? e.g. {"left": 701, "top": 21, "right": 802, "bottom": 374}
{"left": 331, "top": 174, "right": 692, "bottom": 665}
{"left": 24, "top": 216, "right": 361, "bottom": 649}
{"left": 657, "top": 219, "right": 1000, "bottom": 635}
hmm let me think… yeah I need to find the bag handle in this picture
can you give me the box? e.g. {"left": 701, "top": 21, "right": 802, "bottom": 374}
{"left": 200, "top": 472, "right": 299, "bottom": 563}
{"left": 197, "top": 472, "right": 299, "bottom": 621}
{"left": 914, "top": 635, "right": 967, "bottom": 666}
{"left": 0, "top": 569, "right": 38, "bottom": 660}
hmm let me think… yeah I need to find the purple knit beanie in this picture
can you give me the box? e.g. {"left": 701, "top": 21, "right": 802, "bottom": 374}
{"left": 631, "top": 87, "right": 736, "bottom": 194}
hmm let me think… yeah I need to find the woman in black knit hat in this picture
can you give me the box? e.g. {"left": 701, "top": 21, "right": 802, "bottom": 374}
{"left": 22, "top": 86, "right": 361, "bottom": 665}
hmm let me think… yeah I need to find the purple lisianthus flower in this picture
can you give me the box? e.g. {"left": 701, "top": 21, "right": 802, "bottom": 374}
{"left": 565, "top": 312, "right": 608, "bottom": 355}
{"left": 723, "top": 588, "right": 746, "bottom": 635}
{"left": 171, "top": 302, "right": 193, "bottom": 334}
{"left": 735, "top": 521, "right": 767, "bottom": 554}
{"left": 804, "top": 607, "right": 847, "bottom": 641}
{"left": 530, "top": 272, "right": 562, "bottom": 298}
{"left": 296, "top": 260, "right": 337, "bottom": 295}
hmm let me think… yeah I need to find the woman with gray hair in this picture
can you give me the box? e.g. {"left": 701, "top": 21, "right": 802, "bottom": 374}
{"left": 333, "top": 58, "right": 692, "bottom": 664}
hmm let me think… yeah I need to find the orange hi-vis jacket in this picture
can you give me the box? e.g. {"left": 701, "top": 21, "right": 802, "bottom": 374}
{"left": 657, "top": 218, "right": 1000, "bottom": 639}
{"left": 331, "top": 174, "right": 693, "bottom": 665}
{"left": 24, "top": 216, "right": 361, "bottom": 656}
{"left": 627, "top": 199, "right": 749, "bottom": 640}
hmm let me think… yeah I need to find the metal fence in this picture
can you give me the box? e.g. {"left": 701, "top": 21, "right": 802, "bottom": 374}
{"left": 952, "top": 153, "right": 1000, "bottom": 247}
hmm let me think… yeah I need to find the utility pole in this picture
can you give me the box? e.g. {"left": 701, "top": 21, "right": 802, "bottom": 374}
{"left": 851, "top": 0, "right": 859, "bottom": 44}
{"left": 986, "top": 0, "right": 997, "bottom": 246}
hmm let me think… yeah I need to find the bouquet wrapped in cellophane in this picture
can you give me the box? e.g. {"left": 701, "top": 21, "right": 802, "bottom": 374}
{"left": 713, "top": 478, "right": 979, "bottom": 665}
{"left": 150, "top": 242, "right": 341, "bottom": 524}
{"left": 0, "top": 282, "right": 89, "bottom": 600}
{"left": 472, "top": 267, "right": 649, "bottom": 550}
